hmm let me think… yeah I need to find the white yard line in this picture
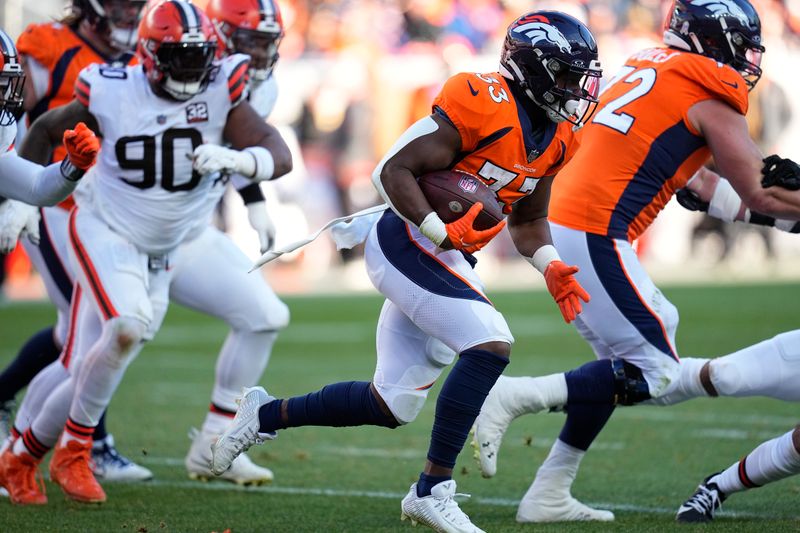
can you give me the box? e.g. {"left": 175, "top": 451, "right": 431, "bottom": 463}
{"left": 139, "top": 479, "right": 787, "bottom": 520}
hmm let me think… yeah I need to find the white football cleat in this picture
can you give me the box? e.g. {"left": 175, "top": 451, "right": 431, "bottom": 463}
{"left": 516, "top": 477, "right": 614, "bottom": 523}
{"left": 210, "top": 386, "right": 277, "bottom": 476}
{"left": 472, "top": 375, "right": 552, "bottom": 478}
{"left": 400, "top": 480, "right": 485, "bottom": 533}
{"left": 186, "top": 426, "right": 273, "bottom": 485}
{"left": 91, "top": 434, "right": 153, "bottom": 482}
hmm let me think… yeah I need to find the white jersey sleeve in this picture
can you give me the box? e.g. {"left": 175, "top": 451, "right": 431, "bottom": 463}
{"left": 249, "top": 75, "right": 278, "bottom": 119}
{"left": 0, "top": 149, "right": 78, "bottom": 205}
{"left": 78, "top": 59, "right": 243, "bottom": 255}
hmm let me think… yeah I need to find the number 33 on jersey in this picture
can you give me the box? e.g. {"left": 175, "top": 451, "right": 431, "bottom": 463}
{"left": 432, "top": 71, "right": 580, "bottom": 211}
{"left": 73, "top": 54, "right": 251, "bottom": 253}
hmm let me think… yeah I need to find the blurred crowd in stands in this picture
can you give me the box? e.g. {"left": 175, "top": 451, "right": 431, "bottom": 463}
{"left": 2, "top": 0, "right": 800, "bottom": 296}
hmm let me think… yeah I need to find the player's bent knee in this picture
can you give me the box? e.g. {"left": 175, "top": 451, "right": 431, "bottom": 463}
{"left": 238, "top": 298, "right": 290, "bottom": 333}
{"left": 708, "top": 357, "right": 744, "bottom": 396}
{"left": 268, "top": 300, "right": 290, "bottom": 331}
{"left": 106, "top": 316, "right": 147, "bottom": 364}
{"left": 468, "top": 340, "right": 511, "bottom": 359}
{"left": 774, "top": 330, "right": 800, "bottom": 361}
{"left": 425, "top": 337, "right": 456, "bottom": 367}
{"left": 374, "top": 386, "right": 426, "bottom": 425}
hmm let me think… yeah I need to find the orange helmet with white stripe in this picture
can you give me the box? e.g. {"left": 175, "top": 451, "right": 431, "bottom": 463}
{"left": 205, "top": 0, "right": 283, "bottom": 84}
{"left": 0, "top": 28, "right": 24, "bottom": 126}
{"left": 136, "top": 0, "right": 218, "bottom": 101}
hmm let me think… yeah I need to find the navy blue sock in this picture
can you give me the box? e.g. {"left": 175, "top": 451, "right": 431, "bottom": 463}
{"left": 416, "top": 472, "right": 451, "bottom": 497}
{"left": 563, "top": 359, "right": 616, "bottom": 404}
{"left": 93, "top": 411, "right": 108, "bottom": 442}
{"left": 258, "top": 381, "right": 399, "bottom": 433}
{"left": 558, "top": 402, "right": 616, "bottom": 451}
{"left": 0, "top": 327, "right": 59, "bottom": 403}
{"left": 425, "top": 348, "right": 509, "bottom": 479}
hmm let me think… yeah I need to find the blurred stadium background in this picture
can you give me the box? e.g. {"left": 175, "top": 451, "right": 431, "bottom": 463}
{"left": 1, "top": 0, "right": 799, "bottom": 299}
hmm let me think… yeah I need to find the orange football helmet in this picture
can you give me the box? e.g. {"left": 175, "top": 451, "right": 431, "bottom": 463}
{"left": 137, "top": 0, "right": 218, "bottom": 101}
{"left": 0, "top": 28, "right": 24, "bottom": 126}
{"left": 205, "top": 0, "right": 284, "bottom": 83}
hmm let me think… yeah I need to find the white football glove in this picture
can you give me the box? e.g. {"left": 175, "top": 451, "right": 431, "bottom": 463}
{"left": 192, "top": 144, "right": 255, "bottom": 177}
{"left": 247, "top": 201, "right": 276, "bottom": 254}
{"left": 0, "top": 200, "right": 40, "bottom": 253}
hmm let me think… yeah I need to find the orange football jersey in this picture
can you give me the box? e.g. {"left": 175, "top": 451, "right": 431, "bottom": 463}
{"left": 16, "top": 22, "right": 137, "bottom": 157}
{"left": 432, "top": 72, "right": 579, "bottom": 211}
{"left": 549, "top": 47, "right": 748, "bottom": 242}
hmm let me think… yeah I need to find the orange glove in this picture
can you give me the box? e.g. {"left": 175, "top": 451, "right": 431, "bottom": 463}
{"left": 63, "top": 122, "right": 100, "bottom": 170}
{"left": 544, "top": 260, "right": 590, "bottom": 323}
{"left": 445, "top": 202, "right": 506, "bottom": 253}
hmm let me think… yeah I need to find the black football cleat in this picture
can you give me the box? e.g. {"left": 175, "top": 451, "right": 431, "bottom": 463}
{"left": 676, "top": 473, "right": 727, "bottom": 523}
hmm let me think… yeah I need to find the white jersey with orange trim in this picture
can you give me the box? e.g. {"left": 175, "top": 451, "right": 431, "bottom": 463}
{"left": 75, "top": 54, "right": 250, "bottom": 255}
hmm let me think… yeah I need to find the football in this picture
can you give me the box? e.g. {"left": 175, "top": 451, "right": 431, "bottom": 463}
{"left": 418, "top": 170, "right": 504, "bottom": 231}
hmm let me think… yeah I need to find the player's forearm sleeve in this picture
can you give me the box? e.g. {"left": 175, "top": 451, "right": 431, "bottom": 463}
{"left": 0, "top": 152, "right": 77, "bottom": 206}
{"left": 231, "top": 174, "right": 266, "bottom": 205}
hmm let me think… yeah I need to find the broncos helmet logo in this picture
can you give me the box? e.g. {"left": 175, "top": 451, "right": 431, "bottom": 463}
{"left": 691, "top": 0, "right": 749, "bottom": 23}
{"left": 512, "top": 22, "right": 572, "bottom": 54}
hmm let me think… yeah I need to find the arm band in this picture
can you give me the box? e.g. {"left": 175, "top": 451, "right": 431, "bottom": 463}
{"left": 237, "top": 182, "right": 265, "bottom": 204}
{"left": 60, "top": 158, "right": 85, "bottom": 182}
{"left": 707, "top": 179, "right": 742, "bottom": 222}
{"left": 526, "top": 244, "right": 561, "bottom": 274}
{"left": 419, "top": 211, "right": 447, "bottom": 246}
{"left": 244, "top": 146, "right": 275, "bottom": 181}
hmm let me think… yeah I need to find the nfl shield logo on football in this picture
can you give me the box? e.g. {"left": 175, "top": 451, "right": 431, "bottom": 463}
{"left": 157, "top": 114, "right": 167, "bottom": 125}
{"left": 458, "top": 176, "right": 478, "bottom": 194}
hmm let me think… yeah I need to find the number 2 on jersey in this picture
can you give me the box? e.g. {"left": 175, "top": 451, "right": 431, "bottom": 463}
{"left": 593, "top": 67, "right": 656, "bottom": 134}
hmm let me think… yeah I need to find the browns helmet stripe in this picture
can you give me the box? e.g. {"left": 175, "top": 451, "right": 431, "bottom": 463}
{"left": 258, "top": 0, "right": 272, "bottom": 16}
{"left": 173, "top": 0, "right": 201, "bottom": 33}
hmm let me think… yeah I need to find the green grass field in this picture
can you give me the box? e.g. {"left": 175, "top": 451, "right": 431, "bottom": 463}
{"left": 1, "top": 282, "right": 800, "bottom": 532}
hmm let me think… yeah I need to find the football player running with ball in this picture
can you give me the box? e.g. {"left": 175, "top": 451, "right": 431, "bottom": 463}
{"left": 0, "top": 0, "right": 291, "bottom": 505}
{"left": 210, "top": 11, "right": 601, "bottom": 533}
{"left": 471, "top": 0, "right": 800, "bottom": 524}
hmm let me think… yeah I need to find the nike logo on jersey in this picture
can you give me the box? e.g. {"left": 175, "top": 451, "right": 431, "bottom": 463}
{"left": 467, "top": 80, "right": 479, "bottom": 96}
{"left": 721, "top": 80, "right": 739, "bottom": 89}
